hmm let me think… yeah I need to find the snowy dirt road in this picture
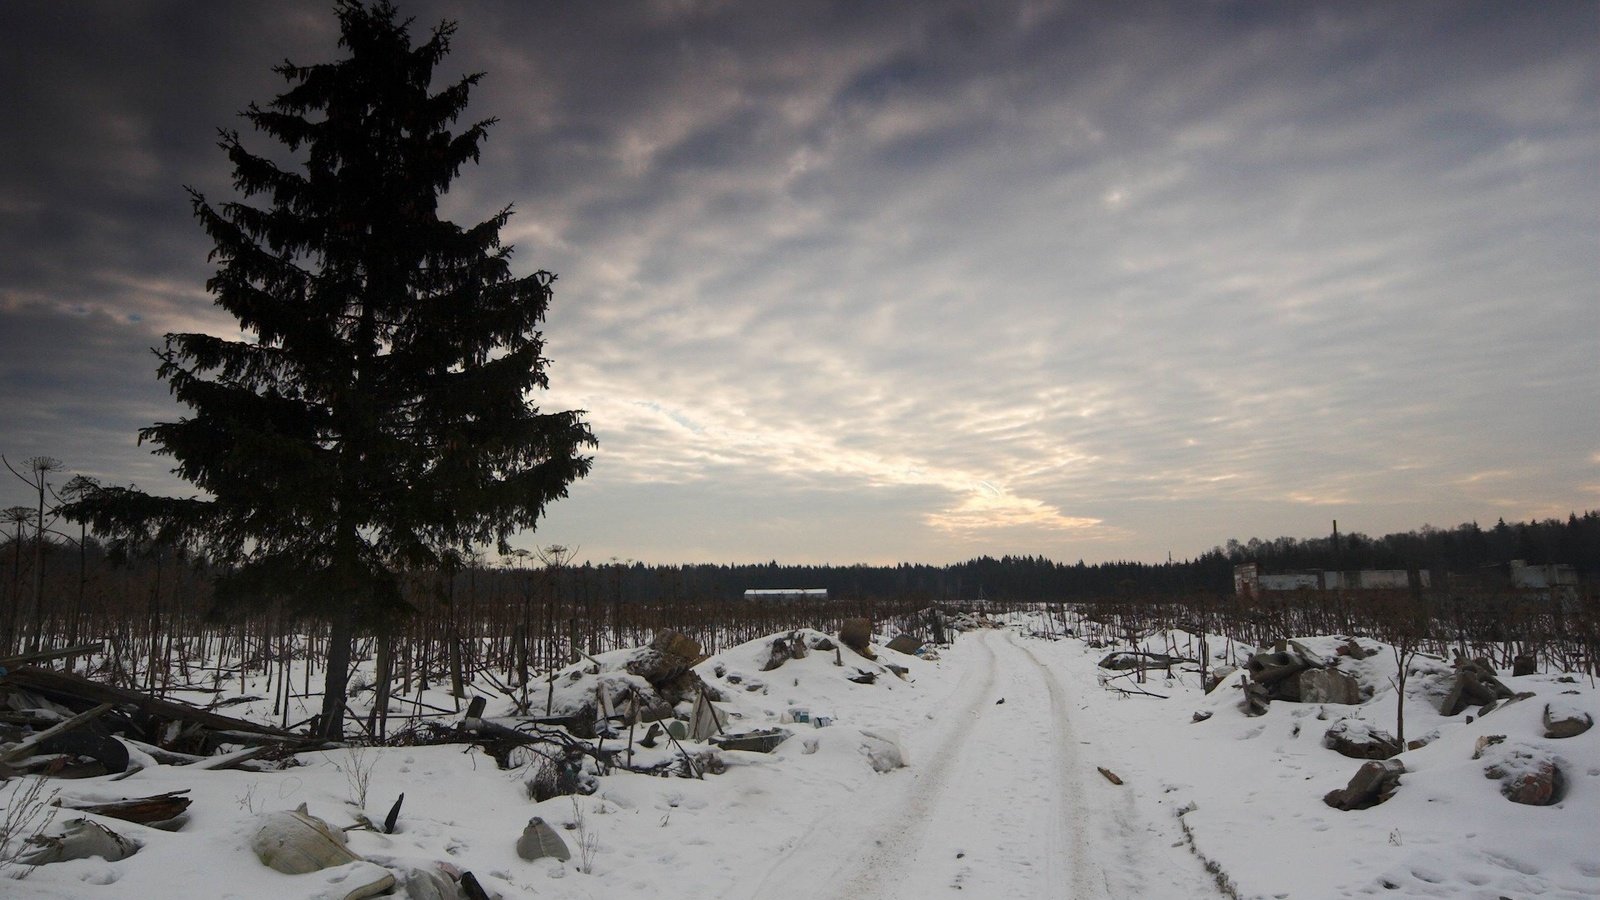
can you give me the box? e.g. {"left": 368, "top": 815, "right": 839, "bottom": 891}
{"left": 732, "top": 629, "right": 1221, "bottom": 900}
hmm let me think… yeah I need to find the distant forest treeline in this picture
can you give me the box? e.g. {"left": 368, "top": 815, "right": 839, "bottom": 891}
{"left": 7, "top": 511, "right": 1593, "bottom": 615}
{"left": 597, "top": 511, "right": 1600, "bottom": 602}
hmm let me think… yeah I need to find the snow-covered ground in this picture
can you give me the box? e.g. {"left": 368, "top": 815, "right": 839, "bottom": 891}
{"left": 4, "top": 615, "right": 1596, "bottom": 899}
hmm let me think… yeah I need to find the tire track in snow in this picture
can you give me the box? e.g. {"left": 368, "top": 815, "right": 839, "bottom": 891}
{"left": 1013, "top": 633, "right": 1224, "bottom": 899}
{"left": 1006, "top": 630, "right": 1107, "bottom": 899}
{"left": 731, "top": 630, "right": 1000, "bottom": 900}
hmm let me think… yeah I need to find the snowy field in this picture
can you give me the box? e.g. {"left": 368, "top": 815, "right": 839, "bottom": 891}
{"left": 4, "top": 614, "right": 1596, "bottom": 899}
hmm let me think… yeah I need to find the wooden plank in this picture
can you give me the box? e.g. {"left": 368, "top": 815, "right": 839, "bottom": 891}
{"left": 1, "top": 666, "right": 293, "bottom": 737}
{"left": 0, "top": 642, "right": 105, "bottom": 669}
{"left": 189, "top": 745, "right": 272, "bottom": 771}
{"left": 0, "top": 702, "right": 114, "bottom": 763}
{"left": 60, "top": 790, "right": 192, "bottom": 825}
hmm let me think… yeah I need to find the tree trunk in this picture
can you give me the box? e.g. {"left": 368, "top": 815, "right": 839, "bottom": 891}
{"left": 319, "top": 599, "right": 355, "bottom": 740}
{"left": 30, "top": 482, "right": 46, "bottom": 653}
{"left": 368, "top": 632, "right": 392, "bottom": 740}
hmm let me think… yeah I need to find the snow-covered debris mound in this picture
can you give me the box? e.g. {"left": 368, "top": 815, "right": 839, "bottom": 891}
{"left": 685, "top": 628, "right": 926, "bottom": 778}
{"left": 696, "top": 628, "right": 920, "bottom": 712}
{"left": 530, "top": 629, "right": 721, "bottom": 737}
{"left": 1085, "top": 622, "right": 1600, "bottom": 898}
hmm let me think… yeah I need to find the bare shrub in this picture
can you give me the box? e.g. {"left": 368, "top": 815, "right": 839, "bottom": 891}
{"left": 1, "top": 776, "right": 59, "bottom": 879}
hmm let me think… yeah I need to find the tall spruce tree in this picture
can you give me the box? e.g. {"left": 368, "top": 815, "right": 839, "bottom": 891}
{"left": 71, "top": 1, "right": 595, "bottom": 738}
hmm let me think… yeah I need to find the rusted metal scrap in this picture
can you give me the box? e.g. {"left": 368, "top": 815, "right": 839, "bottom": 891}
{"left": 58, "top": 790, "right": 193, "bottom": 825}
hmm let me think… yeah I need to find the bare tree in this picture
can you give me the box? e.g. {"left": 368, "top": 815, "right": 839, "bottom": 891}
{"left": 2, "top": 506, "right": 31, "bottom": 654}
{"left": 56, "top": 475, "right": 100, "bottom": 646}
{"left": 4, "top": 456, "right": 63, "bottom": 652}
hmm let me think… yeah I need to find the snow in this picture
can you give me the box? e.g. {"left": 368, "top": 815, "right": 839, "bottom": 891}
{"left": 4, "top": 615, "right": 1596, "bottom": 899}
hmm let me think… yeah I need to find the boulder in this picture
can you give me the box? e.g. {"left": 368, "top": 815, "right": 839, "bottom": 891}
{"left": 1323, "top": 759, "right": 1404, "bottom": 811}
{"left": 1512, "top": 653, "right": 1538, "bottom": 676}
{"left": 886, "top": 634, "right": 922, "bottom": 655}
{"left": 1480, "top": 741, "right": 1566, "bottom": 806}
{"left": 516, "top": 816, "right": 571, "bottom": 862}
{"left": 1299, "top": 668, "right": 1362, "bottom": 705}
{"left": 839, "top": 618, "right": 874, "bottom": 657}
{"left": 650, "top": 630, "right": 702, "bottom": 661}
{"left": 631, "top": 630, "right": 704, "bottom": 688}
{"left": 1323, "top": 719, "right": 1402, "bottom": 760}
{"left": 1543, "top": 703, "right": 1594, "bottom": 739}
{"left": 807, "top": 634, "right": 836, "bottom": 652}
{"left": 1500, "top": 760, "right": 1563, "bottom": 806}
{"left": 761, "top": 635, "right": 797, "bottom": 672}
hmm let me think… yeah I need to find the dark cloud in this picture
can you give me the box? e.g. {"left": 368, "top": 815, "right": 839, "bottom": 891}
{"left": 2, "top": 1, "right": 1595, "bottom": 562}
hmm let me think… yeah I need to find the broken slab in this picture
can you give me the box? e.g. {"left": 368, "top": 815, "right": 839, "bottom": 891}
{"left": 1324, "top": 759, "right": 1405, "bottom": 811}
{"left": 1323, "top": 719, "right": 1402, "bottom": 760}
{"left": 885, "top": 634, "right": 922, "bottom": 655}
{"left": 1438, "top": 661, "right": 1514, "bottom": 717}
{"left": 710, "top": 727, "right": 791, "bottom": 754}
{"left": 1241, "top": 682, "right": 1271, "bottom": 717}
{"left": 1203, "top": 664, "right": 1239, "bottom": 694}
{"left": 1298, "top": 668, "right": 1362, "bottom": 705}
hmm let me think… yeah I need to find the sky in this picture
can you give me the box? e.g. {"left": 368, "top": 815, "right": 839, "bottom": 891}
{"left": 1, "top": 1, "right": 1596, "bottom": 566}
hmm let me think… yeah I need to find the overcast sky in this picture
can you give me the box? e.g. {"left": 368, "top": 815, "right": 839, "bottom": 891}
{"left": 2, "top": 1, "right": 1596, "bottom": 566}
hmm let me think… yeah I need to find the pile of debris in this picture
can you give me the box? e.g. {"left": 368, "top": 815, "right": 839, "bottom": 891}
{"left": 1, "top": 643, "right": 309, "bottom": 782}
{"left": 526, "top": 629, "right": 724, "bottom": 740}
{"left": 0, "top": 643, "right": 330, "bottom": 882}
{"left": 1238, "top": 639, "right": 1367, "bottom": 715}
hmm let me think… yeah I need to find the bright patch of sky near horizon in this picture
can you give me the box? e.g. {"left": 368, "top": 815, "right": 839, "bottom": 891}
{"left": 1, "top": 1, "right": 1596, "bottom": 565}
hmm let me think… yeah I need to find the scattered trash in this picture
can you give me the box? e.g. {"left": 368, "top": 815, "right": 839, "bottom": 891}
{"left": 20, "top": 817, "right": 139, "bottom": 865}
{"left": 858, "top": 729, "right": 905, "bottom": 773}
{"left": 710, "top": 727, "right": 791, "bottom": 753}
{"left": 383, "top": 793, "right": 404, "bottom": 834}
{"left": 688, "top": 689, "right": 728, "bottom": 742}
{"left": 249, "top": 804, "right": 369, "bottom": 875}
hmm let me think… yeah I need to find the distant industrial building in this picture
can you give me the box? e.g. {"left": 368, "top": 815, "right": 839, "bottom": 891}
{"left": 1446, "top": 560, "right": 1581, "bottom": 603}
{"left": 1233, "top": 563, "right": 1429, "bottom": 598}
{"left": 743, "top": 588, "right": 828, "bottom": 602}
